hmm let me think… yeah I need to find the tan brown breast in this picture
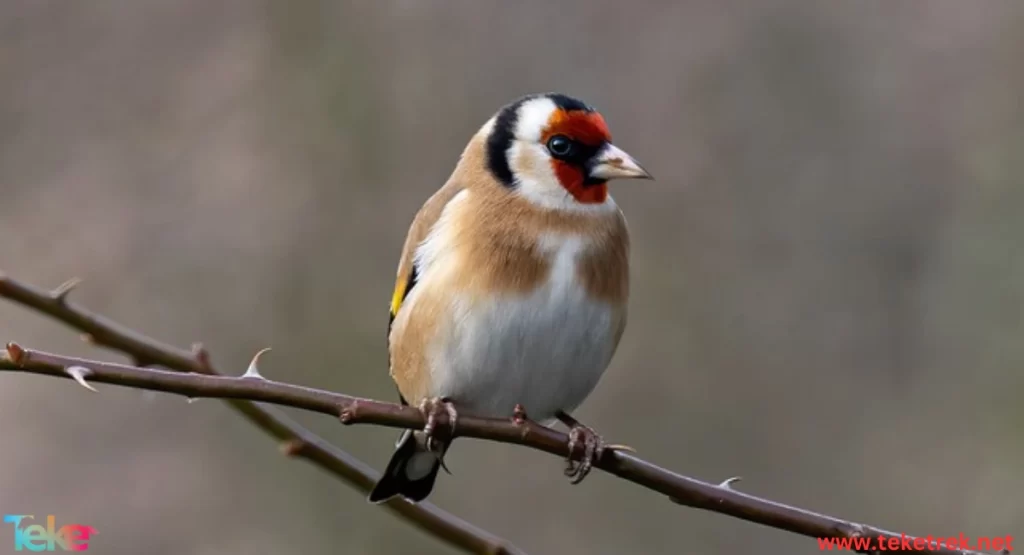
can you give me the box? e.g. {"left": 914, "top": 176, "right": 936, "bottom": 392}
{"left": 387, "top": 131, "right": 630, "bottom": 404}
{"left": 446, "top": 134, "right": 630, "bottom": 303}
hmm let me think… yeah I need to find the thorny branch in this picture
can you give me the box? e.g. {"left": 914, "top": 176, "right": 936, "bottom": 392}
{"left": 0, "top": 274, "right": 1012, "bottom": 555}
{"left": 0, "top": 274, "right": 522, "bottom": 555}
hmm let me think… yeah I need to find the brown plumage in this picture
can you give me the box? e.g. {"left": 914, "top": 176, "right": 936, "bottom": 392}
{"left": 371, "top": 93, "right": 650, "bottom": 504}
{"left": 388, "top": 129, "right": 631, "bottom": 403}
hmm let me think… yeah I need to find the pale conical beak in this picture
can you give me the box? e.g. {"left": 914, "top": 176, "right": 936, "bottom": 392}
{"left": 587, "top": 143, "right": 653, "bottom": 181}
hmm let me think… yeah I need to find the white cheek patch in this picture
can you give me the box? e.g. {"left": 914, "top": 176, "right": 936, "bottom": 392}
{"left": 508, "top": 140, "right": 561, "bottom": 203}
{"left": 508, "top": 140, "right": 618, "bottom": 213}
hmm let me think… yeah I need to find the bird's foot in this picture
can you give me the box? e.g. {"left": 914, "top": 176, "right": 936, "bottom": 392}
{"left": 418, "top": 397, "right": 458, "bottom": 454}
{"left": 556, "top": 411, "right": 633, "bottom": 485}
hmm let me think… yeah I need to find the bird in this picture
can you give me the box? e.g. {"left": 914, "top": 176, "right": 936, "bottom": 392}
{"left": 368, "top": 92, "right": 651, "bottom": 504}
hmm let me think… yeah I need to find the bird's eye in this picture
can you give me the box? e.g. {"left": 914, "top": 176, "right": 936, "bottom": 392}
{"left": 546, "top": 135, "right": 575, "bottom": 158}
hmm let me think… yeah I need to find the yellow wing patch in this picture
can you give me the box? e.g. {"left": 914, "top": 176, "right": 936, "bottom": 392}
{"left": 389, "top": 264, "right": 419, "bottom": 323}
{"left": 390, "top": 278, "right": 408, "bottom": 319}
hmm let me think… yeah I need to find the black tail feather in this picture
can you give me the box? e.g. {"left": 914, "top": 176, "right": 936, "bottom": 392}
{"left": 368, "top": 430, "right": 442, "bottom": 503}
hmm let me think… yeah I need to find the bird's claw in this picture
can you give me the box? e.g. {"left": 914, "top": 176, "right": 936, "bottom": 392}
{"left": 564, "top": 424, "right": 603, "bottom": 484}
{"left": 556, "top": 411, "right": 631, "bottom": 485}
{"left": 418, "top": 397, "right": 458, "bottom": 454}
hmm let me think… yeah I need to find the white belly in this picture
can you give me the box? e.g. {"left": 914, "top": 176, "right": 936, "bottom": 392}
{"left": 426, "top": 235, "right": 619, "bottom": 421}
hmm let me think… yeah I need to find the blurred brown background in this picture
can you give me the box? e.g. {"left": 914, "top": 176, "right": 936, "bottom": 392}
{"left": 2, "top": 1, "right": 1023, "bottom": 554}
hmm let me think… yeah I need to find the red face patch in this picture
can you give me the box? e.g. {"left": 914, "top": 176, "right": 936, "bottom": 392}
{"left": 550, "top": 164, "right": 607, "bottom": 204}
{"left": 542, "top": 110, "right": 612, "bottom": 204}
{"left": 543, "top": 110, "right": 611, "bottom": 147}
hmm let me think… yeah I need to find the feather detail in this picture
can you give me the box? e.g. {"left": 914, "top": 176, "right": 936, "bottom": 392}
{"left": 388, "top": 130, "right": 629, "bottom": 406}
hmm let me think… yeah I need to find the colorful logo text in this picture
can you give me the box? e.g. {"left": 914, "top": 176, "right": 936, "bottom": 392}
{"left": 3, "top": 515, "right": 96, "bottom": 552}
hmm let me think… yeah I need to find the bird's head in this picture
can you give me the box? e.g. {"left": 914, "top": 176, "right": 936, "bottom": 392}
{"left": 480, "top": 93, "right": 652, "bottom": 211}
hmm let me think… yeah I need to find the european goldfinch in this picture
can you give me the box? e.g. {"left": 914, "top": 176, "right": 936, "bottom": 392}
{"left": 369, "top": 93, "right": 651, "bottom": 503}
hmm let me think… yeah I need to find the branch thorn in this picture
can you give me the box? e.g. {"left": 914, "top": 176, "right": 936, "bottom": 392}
{"left": 51, "top": 277, "right": 82, "bottom": 303}
{"left": 65, "top": 365, "right": 98, "bottom": 392}
{"left": 279, "top": 439, "right": 305, "bottom": 456}
{"left": 5, "top": 342, "right": 26, "bottom": 364}
{"left": 339, "top": 400, "right": 358, "bottom": 424}
{"left": 192, "top": 342, "right": 211, "bottom": 371}
{"left": 242, "top": 347, "right": 271, "bottom": 379}
{"left": 512, "top": 403, "right": 529, "bottom": 425}
{"left": 718, "top": 476, "right": 742, "bottom": 489}
{"left": 132, "top": 355, "right": 156, "bottom": 367}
